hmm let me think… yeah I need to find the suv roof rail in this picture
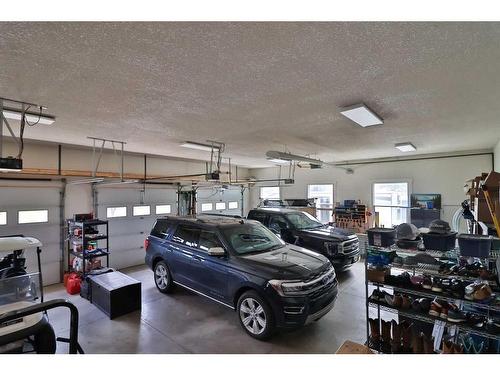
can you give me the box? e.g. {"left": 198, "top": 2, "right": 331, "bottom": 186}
{"left": 203, "top": 213, "right": 243, "bottom": 219}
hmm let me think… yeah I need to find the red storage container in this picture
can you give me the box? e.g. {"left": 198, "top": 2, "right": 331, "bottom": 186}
{"left": 66, "top": 274, "right": 81, "bottom": 295}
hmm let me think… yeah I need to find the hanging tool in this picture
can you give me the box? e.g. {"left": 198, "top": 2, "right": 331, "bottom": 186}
{"left": 480, "top": 183, "right": 500, "bottom": 237}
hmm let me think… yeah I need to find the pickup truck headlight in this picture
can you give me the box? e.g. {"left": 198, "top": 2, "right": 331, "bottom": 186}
{"left": 324, "top": 242, "right": 339, "bottom": 256}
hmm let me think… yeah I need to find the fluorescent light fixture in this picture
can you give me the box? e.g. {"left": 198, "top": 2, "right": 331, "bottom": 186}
{"left": 68, "top": 178, "right": 105, "bottom": 185}
{"left": 267, "top": 158, "right": 290, "bottom": 164}
{"left": 340, "top": 104, "right": 383, "bottom": 127}
{"left": 180, "top": 142, "right": 219, "bottom": 152}
{"left": 395, "top": 142, "right": 417, "bottom": 152}
{"left": 2, "top": 108, "right": 56, "bottom": 125}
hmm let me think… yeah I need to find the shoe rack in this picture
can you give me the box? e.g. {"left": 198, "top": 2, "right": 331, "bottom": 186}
{"left": 365, "top": 244, "right": 500, "bottom": 354}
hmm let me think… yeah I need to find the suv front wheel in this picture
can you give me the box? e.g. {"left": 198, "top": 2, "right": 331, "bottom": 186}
{"left": 237, "top": 291, "right": 274, "bottom": 340}
{"left": 154, "top": 260, "right": 174, "bottom": 293}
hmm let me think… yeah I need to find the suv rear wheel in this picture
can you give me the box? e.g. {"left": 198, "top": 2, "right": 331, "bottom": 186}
{"left": 154, "top": 261, "right": 174, "bottom": 293}
{"left": 237, "top": 291, "right": 274, "bottom": 340}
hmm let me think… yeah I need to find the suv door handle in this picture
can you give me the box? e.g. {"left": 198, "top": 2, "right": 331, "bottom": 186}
{"left": 192, "top": 255, "right": 204, "bottom": 262}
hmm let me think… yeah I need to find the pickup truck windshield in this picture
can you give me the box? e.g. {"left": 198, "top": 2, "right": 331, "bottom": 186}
{"left": 286, "top": 211, "right": 324, "bottom": 230}
{"left": 221, "top": 223, "right": 284, "bottom": 255}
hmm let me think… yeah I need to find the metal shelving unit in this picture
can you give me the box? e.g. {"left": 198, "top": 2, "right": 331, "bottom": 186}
{"left": 67, "top": 219, "right": 109, "bottom": 278}
{"left": 365, "top": 243, "right": 500, "bottom": 353}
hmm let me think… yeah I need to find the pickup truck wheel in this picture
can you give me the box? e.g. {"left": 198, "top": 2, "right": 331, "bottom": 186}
{"left": 154, "top": 261, "right": 174, "bottom": 294}
{"left": 237, "top": 291, "right": 274, "bottom": 340}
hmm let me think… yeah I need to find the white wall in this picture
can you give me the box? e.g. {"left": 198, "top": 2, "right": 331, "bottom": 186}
{"left": 248, "top": 154, "right": 493, "bottom": 223}
{"left": 494, "top": 138, "right": 500, "bottom": 172}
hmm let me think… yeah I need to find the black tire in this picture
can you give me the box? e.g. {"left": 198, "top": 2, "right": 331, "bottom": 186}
{"left": 237, "top": 290, "right": 275, "bottom": 340}
{"left": 33, "top": 320, "right": 56, "bottom": 354}
{"left": 154, "top": 260, "right": 174, "bottom": 294}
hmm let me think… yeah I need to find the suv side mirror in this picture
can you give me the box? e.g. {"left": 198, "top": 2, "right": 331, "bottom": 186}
{"left": 208, "top": 247, "right": 225, "bottom": 256}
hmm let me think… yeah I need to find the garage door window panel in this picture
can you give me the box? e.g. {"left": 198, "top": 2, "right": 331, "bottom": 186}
{"left": 18, "top": 210, "right": 49, "bottom": 224}
{"left": 201, "top": 203, "right": 213, "bottom": 212}
{"left": 133, "top": 205, "right": 151, "bottom": 216}
{"left": 172, "top": 226, "right": 200, "bottom": 248}
{"left": 155, "top": 204, "right": 171, "bottom": 214}
{"left": 215, "top": 202, "right": 226, "bottom": 210}
{"left": 228, "top": 201, "right": 238, "bottom": 210}
{"left": 107, "top": 206, "right": 127, "bottom": 218}
{"left": 0, "top": 212, "right": 6, "bottom": 225}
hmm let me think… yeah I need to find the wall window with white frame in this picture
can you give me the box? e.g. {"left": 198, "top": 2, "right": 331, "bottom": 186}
{"left": 215, "top": 202, "right": 226, "bottom": 210}
{"left": 307, "top": 184, "right": 334, "bottom": 223}
{"left": 201, "top": 203, "right": 213, "bottom": 212}
{"left": 106, "top": 206, "right": 127, "bottom": 218}
{"left": 373, "top": 182, "right": 409, "bottom": 228}
{"left": 228, "top": 201, "right": 238, "bottom": 210}
{"left": 18, "top": 209, "right": 49, "bottom": 224}
{"left": 260, "top": 186, "right": 280, "bottom": 200}
{"left": 155, "top": 204, "right": 171, "bottom": 215}
{"left": 133, "top": 205, "right": 151, "bottom": 216}
{"left": 0, "top": 211, "right": 7, "bottom": 225}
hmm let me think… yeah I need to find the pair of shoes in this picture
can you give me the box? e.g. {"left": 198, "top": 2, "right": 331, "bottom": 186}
{"left": 447, "top": 305, "right": 467, "bottom": 323}
{"left": 369, "top": 289, "right": 391, "bottom": 302}
{"left": 411, "top": 297, "right": 431, "bottom": 313}
{"left": 485, "top": 318, "right": 500, "bottom": 335}
{"left": 429, "top": 299, "right": 452, "bottom": 319}
{"left": 465, "top": 313, "right": 486, "bottom": 328}
{"left": 465, "top": 281, "right": 493, "bottom": 302}
{"left": 442, "top": 340, "right": 463, "bottom": 354}
{"left": 368, "top": 318, "right": 380, "bottom": 345}
{"left": 422, "top": 275, "right": 432, "bottom": 290}
{"left": 441, "top": 278, "right": 466, "bottom": 299}
{"left": 385, "top": 293, "right": 412, "bottom": 309}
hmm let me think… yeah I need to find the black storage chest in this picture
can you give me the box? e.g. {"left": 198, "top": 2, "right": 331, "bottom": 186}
{"left": 89, "top": 271, "right": 141, "bottom": 319}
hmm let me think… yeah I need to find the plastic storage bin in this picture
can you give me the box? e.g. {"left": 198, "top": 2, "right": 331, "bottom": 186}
{"left": 367, "top": 228, "right": 396, "bottom": 247}
{"left": 458, "top": 234, "right": 492, "bottom": 258}
{"left": 422, "top": 231, "right": 457, "bottom": 251}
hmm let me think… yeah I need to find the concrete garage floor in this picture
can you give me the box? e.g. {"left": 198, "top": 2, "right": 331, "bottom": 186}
{"left": 45, "top": 261, "right": 367, "bottom": 354}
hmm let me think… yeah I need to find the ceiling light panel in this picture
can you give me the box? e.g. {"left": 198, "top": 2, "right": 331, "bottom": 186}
{"left": 340, "top": 104, "right": 383, "bottom": 127}
{"left": 2, "top": 109, "right": 55, "bottom": 125}
{"left": 180, "top": 142, "right": 219, "bottom": 152}
{"left": 395, "top": 142, "right": 417, "bottom": 152}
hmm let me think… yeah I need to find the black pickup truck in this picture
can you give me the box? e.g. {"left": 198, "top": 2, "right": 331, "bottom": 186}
{"left": 247, "top": 208, "right": 360, "bottom": 271}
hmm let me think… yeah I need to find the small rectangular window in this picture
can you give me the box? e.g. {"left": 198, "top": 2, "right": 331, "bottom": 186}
{"left": 133, "top": 205, "right": 151, "bottom": 216}
{"left": 215, "top": 202, "right": 226, "bottom": 210}
{"left": 106, "top": 206, "right": 127, "bottom": 218}
{"left": 155, "top": 204, "right": 171, "bottom": 214}
{"left": 18, "top": 210, "right": 48, "bottom": 224}
{"left": 201, "top": 203, "right": 213, "bottom": 212}
{"left": 260, "top": 186, "right": 280, "bottom": 200}
{"left": 0, "top": 212, "right": 7, "bottom": 225}
{"left": 228, "top": 201, "right": 238, "bottom": 210}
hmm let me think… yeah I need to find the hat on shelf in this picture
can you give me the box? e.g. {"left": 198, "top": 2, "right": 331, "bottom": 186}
{"left": 396, "top": 223, "right": 420, "bottom": 241}
{"left": 428, "top": 219, "right": 451, "bottom": 234}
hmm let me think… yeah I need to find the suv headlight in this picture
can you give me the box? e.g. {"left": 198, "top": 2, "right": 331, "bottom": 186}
{"left": 268, "top": 279, "right": 302, "bottom": 297}
{"left": 324, "top": 242, "right": 339, "bottom": 256}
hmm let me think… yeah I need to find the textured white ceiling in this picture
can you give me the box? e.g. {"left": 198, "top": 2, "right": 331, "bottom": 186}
{"left": 1, "top": 22, "right": 500, "bottom": 167}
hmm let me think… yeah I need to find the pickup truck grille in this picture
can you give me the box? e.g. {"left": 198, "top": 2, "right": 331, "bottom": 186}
{"left": 340, "top": 238, "right": 359, "bottom": 255}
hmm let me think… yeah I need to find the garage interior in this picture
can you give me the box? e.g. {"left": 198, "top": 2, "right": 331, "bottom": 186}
{"left": 1, "top": 21, "right": 500, "bottom": 355}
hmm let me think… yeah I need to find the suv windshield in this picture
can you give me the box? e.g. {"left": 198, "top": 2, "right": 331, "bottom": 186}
{"left": 220, "top": 223, "right": 284, "bottom": 255}
{"left": 286, "top": 211, "right": 324, "bottom": 230}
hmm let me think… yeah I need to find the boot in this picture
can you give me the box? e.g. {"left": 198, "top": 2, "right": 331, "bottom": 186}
{"left": 453, "top": 343, "right": 463, "bottom": 354}
{"left": 442, "top": 340, "right": 454, "bottom": 354}
{"left": 400, "top": 320, "right": 413, "bottom": 353}
{"left": 369, "top": 318, "right": 380, "bottom": 345}
{"left": 412, "top": 331, "right": 424, "bottom": 354}
{"left": 422, "top": 333, "right": 435, "bottom": 354}
{"left": 381, "top": 320, "right": 392, "bottom": 352}
{"left": 391, "top": 320, "right": 402, "bottom": 353}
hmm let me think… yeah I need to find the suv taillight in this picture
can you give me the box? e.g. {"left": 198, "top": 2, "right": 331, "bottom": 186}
{"left": 144, "top": 238, "right": 150, "bottom": 251}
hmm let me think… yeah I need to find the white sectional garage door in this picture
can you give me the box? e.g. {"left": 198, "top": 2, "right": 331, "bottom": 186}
{"left": 0, "top": 183, "right": 62, "bottom": 286}
{"left": 96, "top": 185, "right": 178, "bottom": 270}
{"left": 197, "top": 186, "right": 243, "bottom": 216}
